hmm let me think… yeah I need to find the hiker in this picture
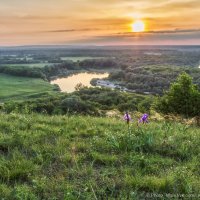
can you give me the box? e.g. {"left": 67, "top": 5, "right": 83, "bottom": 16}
{"left": 124, "top": 111, "right": 132, "bottom": 124}
{"left": 138, "top": 113, "right": 149, "bottom": 124}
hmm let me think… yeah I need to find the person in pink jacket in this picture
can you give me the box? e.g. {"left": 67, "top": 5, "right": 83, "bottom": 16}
{"left": 124, "top": 111, "right": 132, "bottom": 124}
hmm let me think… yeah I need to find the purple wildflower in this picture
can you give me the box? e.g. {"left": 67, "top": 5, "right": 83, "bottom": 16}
{"left": 124, "top": 112, "right": 132, "bottom": 124}
{"left": 139, "top": 113, "right": 149, "bottom": 123}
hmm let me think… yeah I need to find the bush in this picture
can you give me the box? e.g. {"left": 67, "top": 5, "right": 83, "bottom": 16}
{"left": 61, "top": 96, "right": 97, "bottom": 115}
{"left": 137, "top": 97, "right": 154, "bottom": 113}
{"left": 154, "top": 72, "right": 200, "bottom": 117}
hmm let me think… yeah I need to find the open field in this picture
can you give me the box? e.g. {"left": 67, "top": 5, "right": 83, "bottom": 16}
{"left": 0, "top": 63, "right": 54, "bottom": 68}
{"left": 60, "top": 56, "right": 106, "bottom": 61}
{"left": 0, "top": 113, "right": 199, "bottom": 199}
{"left": 0, "top": 74, "right": 58, "bottom": 102}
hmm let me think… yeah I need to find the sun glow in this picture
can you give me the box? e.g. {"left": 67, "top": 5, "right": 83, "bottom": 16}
{"left": 132, "top": 20, "right": 145, "bottom": 32}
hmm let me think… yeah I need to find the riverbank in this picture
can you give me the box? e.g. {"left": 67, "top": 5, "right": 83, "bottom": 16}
{"left": 94, "top": 79, "right": 153, "bottom": 95}
{"left": 50, "top": 71, "right": 109, "bottom": 93}
{"left": 50, "top": 69, "right": 154, "bottom": 95}
{"left": 48, "top": 68, "right": 115, "bottom": 81}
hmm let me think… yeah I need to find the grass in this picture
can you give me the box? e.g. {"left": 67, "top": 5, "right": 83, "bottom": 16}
{"left": 0, "top": 113, "right": 199, "bottom": 199}
{"left": 0, "top": 63, "right": 54, "bottom": 68}
{"left": 60, "top": 57, "right": 106, "bottom": 62}
{"left": 0, "top": 74, "right": 58, "bottom": 102}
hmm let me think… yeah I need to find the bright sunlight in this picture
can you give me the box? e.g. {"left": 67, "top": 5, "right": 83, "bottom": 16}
{"left": 132, "top": 20, "right": 145, "bottom": 32}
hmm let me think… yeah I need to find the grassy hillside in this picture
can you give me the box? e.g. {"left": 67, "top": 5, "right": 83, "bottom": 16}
{"left": 0, "top": 113, "right": 199, "bottom": 199}
{"left": 0, "top": 74, "right": 58, "bottom": 102}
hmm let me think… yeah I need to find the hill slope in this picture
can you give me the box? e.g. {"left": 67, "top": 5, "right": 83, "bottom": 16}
{"left": 0, "top": 113, "right": 199, "bottom": 199}
{"left": 0, "top": 74, "right": 58, "bottom": 102}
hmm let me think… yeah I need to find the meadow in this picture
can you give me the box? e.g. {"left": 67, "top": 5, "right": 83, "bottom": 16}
{"left": 0, "top": 63, "right": 51, "bottom": 68}
{"left": 0, "top": 113, "right": 199, "bottom": 199}
{"left": 0, "top": 74, "right": 58, "bottom": 102}
{"left": 60, "top": 56, "right": 106, "bottom": 62}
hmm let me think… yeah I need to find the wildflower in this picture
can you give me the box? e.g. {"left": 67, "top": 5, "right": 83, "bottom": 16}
{"left": 124, "top": 112, "right": 132, "bottom": 124}
{"left": 139, "top": 113, "right": 149, "bottom": 124}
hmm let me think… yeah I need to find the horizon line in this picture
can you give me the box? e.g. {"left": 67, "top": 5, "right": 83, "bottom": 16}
{"left": 1, "top": 44, "right": 200, "bottom": 48}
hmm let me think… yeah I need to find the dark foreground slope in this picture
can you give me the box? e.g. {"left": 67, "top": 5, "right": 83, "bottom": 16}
{"left": 0, "top": 113, "right": 199, "bottom": 199}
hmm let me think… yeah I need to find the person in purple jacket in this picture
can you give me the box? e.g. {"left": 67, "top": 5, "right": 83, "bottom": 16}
{"left": 124, "top": 111, "right": 132, "bottom": 124}
{"left": 138, "top": 113, "right": 149, "bottom": 124}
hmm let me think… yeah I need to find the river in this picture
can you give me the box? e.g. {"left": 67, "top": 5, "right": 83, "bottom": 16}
{"left": 50, "top": 72, "right": 109, "bottom": 92}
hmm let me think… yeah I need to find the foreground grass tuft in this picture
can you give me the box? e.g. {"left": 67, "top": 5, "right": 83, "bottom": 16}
{"left": 0, "top": 113, "right": 199, "bottom": 199}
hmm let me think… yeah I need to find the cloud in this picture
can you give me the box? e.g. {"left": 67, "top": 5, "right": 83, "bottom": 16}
{"left": 117, "top": 29, "right": 200, "bottom": 35}
{"left": 84, "top": 17, "right": 131, "bottom": 25}
{"left": 69, "top": 28, "right": 200, "bottom": 45}
{"left": 16, "top": 14, "right": 67, "bottom": 20}
{"left": 143, "top": 0, "right": 200, "bottom": 11}
{"left": 45, "top": 28, "right": 101, "bottom": 33}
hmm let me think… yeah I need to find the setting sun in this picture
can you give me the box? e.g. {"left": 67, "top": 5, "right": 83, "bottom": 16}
{"left": 132, "top": 20, "right": 145, "bottom": 32}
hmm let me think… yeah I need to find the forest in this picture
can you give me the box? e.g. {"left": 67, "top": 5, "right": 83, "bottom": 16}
{"left": 0, "top": 46, "right": 200, "bottom": 95}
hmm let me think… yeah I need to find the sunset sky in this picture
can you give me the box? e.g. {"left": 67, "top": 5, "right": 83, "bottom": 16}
{"left": 0, "top": 0, "right": 200, "bottom": 46}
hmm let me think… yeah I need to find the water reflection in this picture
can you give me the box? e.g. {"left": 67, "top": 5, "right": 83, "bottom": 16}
{"left": 51, "top": 72, "right": 109, "bottom": 93}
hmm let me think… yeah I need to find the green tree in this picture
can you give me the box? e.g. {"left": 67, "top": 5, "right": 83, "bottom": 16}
{"left": 75, "top": 83, "right": 86, "bottom": 91}
{"left": 155, "top": 72, "right": 200, "bottom": 117}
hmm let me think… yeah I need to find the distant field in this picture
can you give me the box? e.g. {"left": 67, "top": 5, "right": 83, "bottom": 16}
{"left": 60, "top": 56, "right": 106, "bottom": 61}
{"left": 0, "top": 63, "right": 53, "bottom": 68}
{"left": 0, "top": 74, "right": 57, "bottom": 102}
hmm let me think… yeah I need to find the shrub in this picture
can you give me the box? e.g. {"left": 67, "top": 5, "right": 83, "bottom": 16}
{"left": 154, "top": 72, "right": 200, "bottom": 117}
